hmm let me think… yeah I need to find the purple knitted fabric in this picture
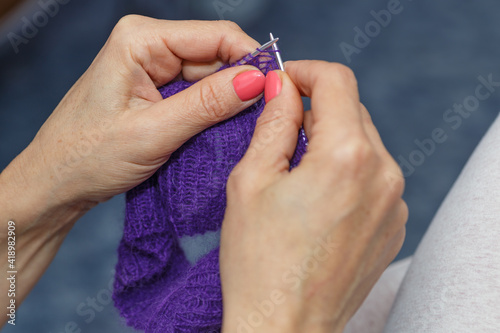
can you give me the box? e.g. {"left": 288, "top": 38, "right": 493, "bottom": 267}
{"left": 113, "top": 53, "right": 308, "bottom": 332}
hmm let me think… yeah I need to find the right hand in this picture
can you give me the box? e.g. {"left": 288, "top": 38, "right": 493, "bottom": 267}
{"left": 220, "top": 60, "right": 408, "bottom": 333}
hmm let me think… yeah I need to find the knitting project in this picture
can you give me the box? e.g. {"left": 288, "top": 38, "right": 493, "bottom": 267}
{"left": 113, "top": 52, "right": 308, "bottom": 332}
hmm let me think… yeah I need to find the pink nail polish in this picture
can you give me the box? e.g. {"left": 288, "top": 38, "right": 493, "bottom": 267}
{"left": 265, "top": 71, "right": 282, "bottom": 103}
{"left": 233, "top": 70, "right": 266, "bottom": 101}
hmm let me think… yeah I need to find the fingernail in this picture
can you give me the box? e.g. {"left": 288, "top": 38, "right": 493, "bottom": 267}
{"left": 233, "top": 70, "right": 266, "bottom": 101}
{"left": 265, "top": 71, "right": 282, "bottom": 103}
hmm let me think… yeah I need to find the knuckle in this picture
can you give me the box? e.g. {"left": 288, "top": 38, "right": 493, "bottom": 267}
{"left": 197, "top": 81, "right": 227, "bottom": 121}
{"left": 218, "top": 20, "right": 242, "bottom": 32}
{"left": 381, "top": 160, "right": 406, "bottom": 197}
{"left": 324, "top": 63, "right": 358, "bottom": 87}
{"left": 359, "top": 103, "right": 373, "bottom": 123}
{"left": 114, "top": 15, "right": 143, "bottom": 35}
{"left": 391, "top": 227, "right": 406, "bottom": 257}
{"left": 399, "top": 201, "right": 409, "bottom": 226}
{"left": 389, "top": 170, "right": 406, "bottom": 196}
{"left": 227, "top": 164, "right": 256, "bottom": 197}
{"left": 380, "top": 188, "right": 408, "bottom": 233}
{"left": 333, "top": 138, "right": 376, "bottom": 169}
{"left": 110, "top": 15, "right": 147, "bottom": 48}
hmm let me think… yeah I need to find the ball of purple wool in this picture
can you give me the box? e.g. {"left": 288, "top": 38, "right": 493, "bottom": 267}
{"left": 113, "top": 53, "right": 308, "bottom": 332}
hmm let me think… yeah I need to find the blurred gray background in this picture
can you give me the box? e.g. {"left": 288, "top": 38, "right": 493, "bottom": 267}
{"left": 1, "top": 0, "right": 499, "bottom": 332}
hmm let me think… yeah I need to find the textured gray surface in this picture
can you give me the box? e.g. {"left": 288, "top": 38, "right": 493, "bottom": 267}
{"left": 1, "top": 0, "right": 499, "bottom": 332}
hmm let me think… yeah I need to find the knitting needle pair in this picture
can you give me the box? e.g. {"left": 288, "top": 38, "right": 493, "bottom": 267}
{"left": 236, "top": 32, "right": 285, "bottom": 71}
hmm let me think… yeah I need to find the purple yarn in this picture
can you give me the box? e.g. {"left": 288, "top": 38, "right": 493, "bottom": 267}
{"left": 113, "top": 52, "right": 308, "bottom": 332}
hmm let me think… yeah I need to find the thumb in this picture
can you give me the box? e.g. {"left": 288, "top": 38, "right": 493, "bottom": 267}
{"left": 237, "top": 70, "right": 304, "bottom": 177}
{"left": 147, "top": 65, "right": 265, "bottom": 151}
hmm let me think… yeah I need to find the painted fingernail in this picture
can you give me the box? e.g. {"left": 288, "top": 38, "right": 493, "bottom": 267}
{"left": 265, "top": 71, "right": 282, "bottom": 103}
{"left": 233, "top": 70, "right": 266, "bottom": 101}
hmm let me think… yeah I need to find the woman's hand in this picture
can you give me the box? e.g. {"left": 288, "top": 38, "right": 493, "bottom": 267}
{"left": 220, "top": 61, "right": 408, "bottom": 333}
{"left": 0, "top": 16, "right": 265, "bottom": 319}
{"left": 25, "top": 16, "right": 265, "bottom": 208}
{"left": 1, "top": 16, "right": 265, "bottom": 235}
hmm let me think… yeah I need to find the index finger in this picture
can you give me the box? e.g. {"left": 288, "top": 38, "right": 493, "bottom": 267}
{"left": 108, "top": 16, "right": 260, "bottom": 86}
{"left": 284, "top": 60, "right": 365, "bottom": 148}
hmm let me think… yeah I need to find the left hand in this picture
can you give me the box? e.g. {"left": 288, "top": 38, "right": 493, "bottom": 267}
{"left": 0, "top": 17, "right": 264, "bottom": 320}
{"left": 21, "top": 16, "right": 262, "bottom": 208}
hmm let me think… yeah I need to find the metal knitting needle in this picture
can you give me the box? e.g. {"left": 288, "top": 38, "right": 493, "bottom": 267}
{"left": 251, "top": 37, "right": 279, "bottom": 57}
{"left": 236, "top": 37, "right": 279, "bottom": 66}
{"left": 270, "top": 32, "right": 285, "bottom": 71}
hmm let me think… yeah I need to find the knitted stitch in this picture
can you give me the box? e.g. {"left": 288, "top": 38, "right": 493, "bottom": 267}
{"left": 113, "top": 52, "right": 308, "bottom": 332}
